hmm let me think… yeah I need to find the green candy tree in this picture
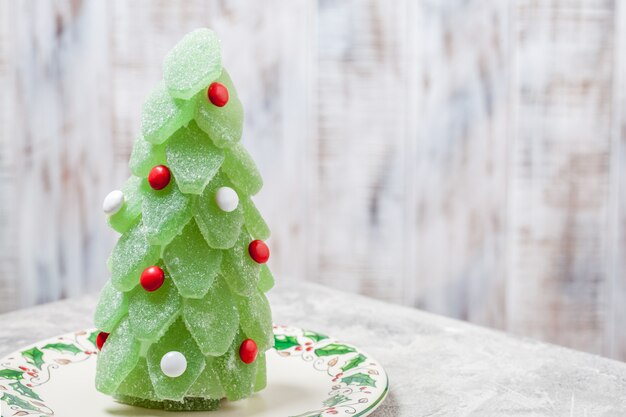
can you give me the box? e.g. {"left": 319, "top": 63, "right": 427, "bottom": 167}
{"left": 94, "top": 29, "right": 274, "bottom": 411}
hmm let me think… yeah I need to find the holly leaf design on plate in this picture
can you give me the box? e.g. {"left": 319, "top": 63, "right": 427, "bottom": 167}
{"left": 41, "top": 343, "right": 82, "bottom": 355}
{"left": 314, "top": 343, "right": 355, "bottom": 357}
{"left": 21, "top": 347, "right": 45, "bottom": 370}
{"left": 0, "top": 369, "right": 24, "bottom": 380}
{"left": 323, "top": 394, "right": 350, "bottom": 407}
{"left": 303, "top": 330, "right": 328, "bottom": 342}
{"left": 0, "top": 392, "right": 41, "bottom": 412}
{"left": 274, "top": 334, "right": 300, "bottom": 351}
{"left": 9, "top": 382, "right": 42, "bottom": 401}
{"left": 341, "top": 372, "right": 376, "bottom": 388}
{"left": 87, "top": 330, "right": 99, "bottom": 349}
{"left": 341, "top": 353, "right": 367, "bottom": 372}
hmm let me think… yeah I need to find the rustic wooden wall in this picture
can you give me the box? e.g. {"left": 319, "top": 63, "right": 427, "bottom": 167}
{"left": 1, "top": 0, "right": 625, "bottom": 361}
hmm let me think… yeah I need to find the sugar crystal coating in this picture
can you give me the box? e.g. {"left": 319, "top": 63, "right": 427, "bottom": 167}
{"left": 254, "top": 353, "right": 267, "bottom": 392}
{"left": 188, "top": 357, "right": 225, "bottom": 399}
{"left": 147, "top": 319, "right": 206, "bottom": 401}
{"left": 96, "top": 317, "right": 141, "bottom": 394}
{"left": 164, "top": 29, "right": 222, "bottom": 100}
{"left": 141, "top": 82, "right": 196, "bottom": 145}
{"left": 235, "top": 289, "right": 273, "bottom": 351}
{"left": 222, "top": 143, "right": 263, "bottom": 195}
{"left": 258, "top": 264, "right": 275, "bottom": 292}
{"left": 242, "top": 197, "right": 270, "bottom": 240}
{"left": 94, "top": 281, "right": 128, "bottom": 333}
{"left": 130, "top": 136, "right": 167, "bottom": 178}
{"left": 215, "top": 329, "right": 258, "bottom": 401}
{"left": 162, "top": 220, "right": 222, "bottom": 299}
{"left": 109, "top": 220, "right": 160, "bottom": 292}
{"left": 195, "top": 70, "right": 243, "bottom": 148}
{"left": 222, "top": 228, "right": 260, "bottom": 295}
{"left": 165, "top": 121, "right": 224, "bottom": 194}
{"left": 114, "top": 395, "right": 220, "bottom": 411}
{"left": 128, "top": 273, "right": 182, "bottom": 341}
{"left": 108, "top": 176, "right": 143, "bottom": 233}
{"left": 194, "top": 173, "right": 244, "bottom": 249}
{"left": 183, "top": 276, "right": 239, "bottom": 355}
{"left": 140, "top": 179, "right": 193, "bottom": 246}
{"left": 116, "top": 358, "right": 158, "bottom": 401}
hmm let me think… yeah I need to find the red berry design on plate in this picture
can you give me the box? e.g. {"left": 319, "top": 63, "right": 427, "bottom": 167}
{"left": 239, "top": 339, "right": 258, "bottom": 364}
{"left": 148, "top": 165, "right": 171, "bottom": 190}
{"left": 96, "top": 332, "right": 110, "bottom": 351}
{"left": 248, "top": 240, "right": 270, "bottom": 264}
{"left": 140, "top": 266, "right": 165, "bottom": 292}
{"left": 207, "top": 82, "right": 229, "bottom": 107}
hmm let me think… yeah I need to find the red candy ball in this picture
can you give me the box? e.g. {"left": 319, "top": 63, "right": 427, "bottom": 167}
{"left": 207, "top": 82, "right": 229, "bottom": 107}
{"left": 148, "top": 165, "right": 171, "bottom": 190}
{"left": 140, "top": 266, "right": 165, "bottom": 292}
{"left": 239, "top": 339, "right": 258, "bottom": 364}
{"left": 248, "top": 240, "right": 270, "bottom": 264}
{"left": 96, "top": 332, "right": 109, "bottom": 351}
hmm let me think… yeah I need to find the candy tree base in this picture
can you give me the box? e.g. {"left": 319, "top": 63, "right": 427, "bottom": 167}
{"left": 115, "top": 394, "right": 221, "bottom": 411}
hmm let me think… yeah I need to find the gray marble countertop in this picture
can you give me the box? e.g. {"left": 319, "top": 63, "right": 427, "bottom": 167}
{"left": 1, "top": 282, "right": 626, "bottom": 416}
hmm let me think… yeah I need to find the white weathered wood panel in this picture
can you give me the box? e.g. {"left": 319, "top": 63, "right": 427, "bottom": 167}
{"left": 316, "top": 0, "right": 414, "bottom": 303}
{"left": 0, "top": 0, "right": 18, "bottom": 312}
{"left": 508, "top": 0, "right": 615, "bottom": 355}
{"left": 412, "top": 1, "right": 510, "bottom": 330}
{"left": 1, "top": 0, "right": 114, "bottom": 307}
{"left": 1, "top": 0, "right": 625, "bottom": 361}
{"left": 610, "top": 0, "right": 626, "bottom": 360}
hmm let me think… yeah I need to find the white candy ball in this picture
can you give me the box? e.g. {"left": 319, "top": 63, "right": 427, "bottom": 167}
{"left": 160, "top": 351, "right": 187, "bottom": 378}
{"left": 103, "top": 190, "right": 124, "bottom": 215}
{"left": 215, "top": 187, "right": 239, "bottom": 212}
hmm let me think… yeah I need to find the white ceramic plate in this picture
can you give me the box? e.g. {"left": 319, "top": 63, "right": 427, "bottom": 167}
{"left": 0, "top": 326, "right": 388, "bottom": 417}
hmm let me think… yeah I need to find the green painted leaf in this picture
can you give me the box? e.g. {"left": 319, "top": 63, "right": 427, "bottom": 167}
{"left": 303, "top": 330, "right": 328, "bottom": 342}
{"left": 341, "top": 353, "right": 367, "bottom": 372}
{"left": 323, "top": 394, "right": 350, "bottom": 407}
{"left": 314, "top": 343, "right": 356, "bottom": 357}
{"left": 21, "top": 347, "right": 45, "bottom": 370}
{"left": 9, "top": 381, "right": 42, "bottom": 401}
{"left": 88, "top": 330, "right": 99, "bottom": 349}
{"left": 41, "top": 343, "right": 82, "bottom": 355}
{"left": 1, "top": 392, "right": 41, "bottom": 412}
{"left": 341, "top": 372, "right": 377, "bottom": 388}
{"left": 0, "top": 369, "right": 24, "bottom": 380}
{"left": 273, "top": 335, "right": 299, "bottom": 351}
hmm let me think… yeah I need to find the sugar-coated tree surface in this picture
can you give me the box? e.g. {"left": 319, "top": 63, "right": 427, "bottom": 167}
{"left": 94, "top": 29, "right": 275, "bottom": 411}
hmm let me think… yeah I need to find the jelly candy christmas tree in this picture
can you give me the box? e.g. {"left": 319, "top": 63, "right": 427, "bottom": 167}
{"left": 94, "top": 29, "right": 274, "bottom": 411}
